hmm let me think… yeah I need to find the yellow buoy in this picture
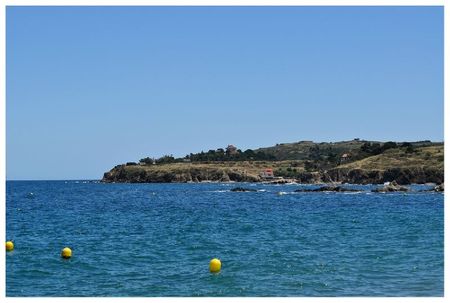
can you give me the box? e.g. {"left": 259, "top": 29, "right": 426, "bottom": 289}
{"left": 61, "top": 247, "right": 72, "bottom": 259}
{"left": 209, "top": 258, "right": 221, "bottom": 273}
{"left": 6, "top": 241, "right": 14, "bottom": 251}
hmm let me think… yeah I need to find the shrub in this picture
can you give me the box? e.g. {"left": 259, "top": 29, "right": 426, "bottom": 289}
{"left": 405, "top": 146, "right": 415, "bottom": 154}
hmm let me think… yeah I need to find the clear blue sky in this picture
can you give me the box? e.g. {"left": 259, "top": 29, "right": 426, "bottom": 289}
{"left": 6, "top": 6, "right": 443, "bottom": 180}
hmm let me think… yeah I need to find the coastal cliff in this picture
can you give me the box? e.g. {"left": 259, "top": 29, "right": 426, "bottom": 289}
{"left": 102, "top": 164, "right": 261, "bottom": 183}
{"left": 102, "top": 140, "right": 444, "bottom": 185}
{"left": 325, "top": 167, "right": 443, "bottom": 185}
{"left": 102, "top": 164, "right": 443, "bottom": 185}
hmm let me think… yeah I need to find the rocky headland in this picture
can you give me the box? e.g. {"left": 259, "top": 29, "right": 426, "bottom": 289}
{"left": 102, "top": 140, "right": 444, "bottom": 186}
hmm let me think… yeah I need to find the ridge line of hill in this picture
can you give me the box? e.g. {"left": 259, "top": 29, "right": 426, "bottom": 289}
{"left": 102, "top": 139, "right": 444, "bottom": 185}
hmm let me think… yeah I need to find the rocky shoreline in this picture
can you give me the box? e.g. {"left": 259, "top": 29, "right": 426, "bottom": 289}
{"left": 325, "top": 167, "right": 443, "bottom": 185}
{"left": 102, "top": 164, "right": 443, "bottom": 186}
{"left": 229, "top": 183, "right": 444, "bottom": 193}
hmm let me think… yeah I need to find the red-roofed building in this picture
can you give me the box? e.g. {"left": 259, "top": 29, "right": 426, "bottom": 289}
{"left": 260, "top": 168, "right": 274, "bottom": 179}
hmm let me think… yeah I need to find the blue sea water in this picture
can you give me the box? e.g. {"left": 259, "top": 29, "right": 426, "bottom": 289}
{"left": 6, "top": 181, "right": 444, "bottom": 296}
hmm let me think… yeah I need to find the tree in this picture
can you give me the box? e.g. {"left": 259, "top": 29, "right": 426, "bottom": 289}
{"left": 327, "top": 152, "right": 338, "bottom": 164}
{"left": 156, "top": 155, "right": 175, "bottom": 164}
{"left": 304, "top": 161, "right": 317, "bottom": 172}
{"left": 139, "top": 157, "right": 154, "bottom": 164}
{"left": 243, "top": 149, "right": 256, "bottom": 160}
{"left": 405, "top": 145, "right": 415, "bottom": 154}
{"left": 360, "top": 142, "right": 382, "bottom": 155}
{"left": 382, "top": 141, "right": 398, "bottom": 151}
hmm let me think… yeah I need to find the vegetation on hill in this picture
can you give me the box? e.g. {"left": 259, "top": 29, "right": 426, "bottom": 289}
{"left": 137, "top": 145, "right": 276, "bottom": 165}
{"left": 339, "top": 145, "right": 443, "bottom": 170}
{"left": 102, "top": 139, "right": 443, "bottom": 184}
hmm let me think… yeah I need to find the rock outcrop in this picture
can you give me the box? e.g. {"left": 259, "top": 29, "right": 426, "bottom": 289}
{"left": 102, "top": 159, "right": 443, "bottom": 185}
{"left": 294, "top": 186, "right": 360, "bottom": 193}
{"left": 434, "top": 183, "right": 444, "bottom": 192}
{"left": 102, "top": 164, "right": 444, "bottom": 184}
{"left": 230, "top": 187, "right": 257, "bottom": 192}
{"left": 420, "top": 183, "right": 445, "bottom": 192}
{"left": 325, "top": 167, "right": 443, "bottom": 185}
{"left": 371, "top": 181, "right": 409, "bottom": 192}
{"left": 267, "top": 178, "right": 297, "bottom": 184}
{"left": 102, "top": 165, "right": 261, "bottom": 183}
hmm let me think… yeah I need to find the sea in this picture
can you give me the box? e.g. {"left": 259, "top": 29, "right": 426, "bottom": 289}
{"left": 5, "top": 181, "right": 444, "bottom": 296}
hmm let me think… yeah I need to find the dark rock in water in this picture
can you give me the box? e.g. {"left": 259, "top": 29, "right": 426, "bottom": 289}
{"left": 269, "top": 180, "right": 289, "bottom": 184}
{"left": 230, "top": 187, "right": 257, "bottom": 192}
{"left": 372, "top": 181, "right": 409, "bottom": 192}
{"left": 295, "top": 186, "right": 360, "bottom": 192}
{"left": 418, "top": 183, "right": 444, "bottom": 193}
{"left": 434, "top": 183, "right": 444, "bottom": 192}
{"left": 420, "top": 183, "right": 444, "bottom": 192}
{"left": 268, "top": 179, "right": 297, "bottom": 184}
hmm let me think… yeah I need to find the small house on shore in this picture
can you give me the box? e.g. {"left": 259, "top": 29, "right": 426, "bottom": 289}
{"left": 260, "top": 168, "right": 274, "bottom": 179}
{"left": 340, "top": 153, "right": 351, "bottom": 164}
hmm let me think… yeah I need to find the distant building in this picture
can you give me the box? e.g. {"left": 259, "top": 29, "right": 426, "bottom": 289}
{"left": 183, "top": 158, "right": 191, "bottom": 163}
{"left": 340, "top": 153, "right": 351, "bottom": 164}
{"left": 226, "top": 144, "right": 238, "bottom": 155}
{"left": 260, "top": 168, "right": 274, "bottom": 179}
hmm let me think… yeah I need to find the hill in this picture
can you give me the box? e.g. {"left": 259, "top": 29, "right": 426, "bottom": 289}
{"left": 102, "top": 140, "right": 444, "bottom": 185}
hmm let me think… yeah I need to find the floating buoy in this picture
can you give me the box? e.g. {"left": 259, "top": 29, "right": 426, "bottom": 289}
{"left": 61, "top": 247, "right": 72, "bottom": 259}
{"left": 209, "top": 258, "right": 221, "bottom": 273}
{"left": 6, "top": 241, "right": 14, "bottom": 251}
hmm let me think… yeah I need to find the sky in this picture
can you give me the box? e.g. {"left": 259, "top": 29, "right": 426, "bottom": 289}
{"left": 6, "top": 6, "right": 443, "bottom": 180}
